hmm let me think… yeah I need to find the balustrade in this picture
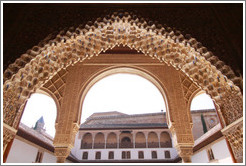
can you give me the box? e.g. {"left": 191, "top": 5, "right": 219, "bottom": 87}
{"left": 81, "top": 143, "right": 92, "bottom": 149}
{"left": 148, "top": 142, "right": 159, "bottom": 148}
{"left": 135, "top": 143, "right": 146, "bottom": 148}
{"left": 106, "top": 143, "right": 117, "bottom": 148}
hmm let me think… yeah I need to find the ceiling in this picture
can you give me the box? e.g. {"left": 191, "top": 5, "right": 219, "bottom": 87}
{"left": 3, "top": 3, "right": 243, "bottom": 76}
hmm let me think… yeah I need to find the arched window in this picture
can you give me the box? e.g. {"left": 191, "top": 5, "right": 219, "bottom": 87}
{"left": 148, "top": 132, "right": 159, "bottom": 148}
{"left": 108, "top": 151, "right": 114, "bottom": 159}
{"left": 81, "top": 133, "right": 92, "bottom": 149}
{"left": 135, "top": 132, "right": 146, "bottom": 148}
{"left": 106, "top": 132, "right": 117, "bottom": 148}
{"left": 94, "top": 133, "right": 105, "bottom": 149}
{"left": 152, "top": 151, "right": 157, "bottom": 159}
{"left": 122, "top": 151, "right": 131, "bottom": 159}
{"left": 190, "top": 92, "right": 219, "bottom": 140}
{"left": 95, "top": 152, "right": 101, "bottom": 159}
{"left": 20, "top": 92, "right": 57, "bottom": 138}
{"left": 138, "top": 151, "right": 144, "bottom": 159}
{"left": 160, "top": 132, "right": 172, "bottom": 148}
{"left": 82, "top": 152, "right": 88, "bottom": 159}
{"left": 120, "top": 134, "right": 133, "bottom": 148}
{"left": 165, "top": 151, "right": 171, "bottom": 159}
{"left": 122, "top": 151, "right": 126, "bottom": 159}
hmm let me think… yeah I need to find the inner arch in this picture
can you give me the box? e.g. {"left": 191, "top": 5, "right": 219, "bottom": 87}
{"left": 79, "top": 67, "right": 168, "bottom": 124}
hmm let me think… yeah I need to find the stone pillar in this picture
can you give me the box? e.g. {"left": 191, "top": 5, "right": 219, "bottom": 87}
{"left": 158, "top": 132, "right": 161, "bottom": 148}
{"left": 54, "top": 146, "right": 72, "bottom": 163}
{"left": 53, "top": 123, "right": 79, "bottom": 163}
{"left": 3, "top": 123, "right": 17, "bottom": 154}
{"left": 169, "top": 123, "right": 194, "bottom": 163}
{"left": 175, "top": 145, "right": 193, "bottom": 163}
{"left": 221, "top": 117, "right": 243, "bottom": 163}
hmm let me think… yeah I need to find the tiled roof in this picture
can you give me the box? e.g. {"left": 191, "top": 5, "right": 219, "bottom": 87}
{"left": 18, "top": 123, "right": 53, "bottom": 146}
{"left": 84, "top": 112, "right": 166, "bottom": 123}
{"left": 80, "top": 123, "right": 168, "bottom": 129}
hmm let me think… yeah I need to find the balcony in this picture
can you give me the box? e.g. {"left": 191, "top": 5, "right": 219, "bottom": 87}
{"left": 106, "top": 143, "right": 117, "bottom": 148}
{"left": 81, "top": 143, "right": 92, "bottom": 149}
{"left": 135, "top": 143, "right": 146, "bottom": 148}
{"left": 120, "top": 142, "right": 133, "bottom": 148}
{"left": 147, "top": 142, "right": 159, "bottom": 148}
{"left": 160, "top": 141, "right": 172, "bottom": 148}
{"left": 94, "top": 143, "right": 105, "bottom": 149}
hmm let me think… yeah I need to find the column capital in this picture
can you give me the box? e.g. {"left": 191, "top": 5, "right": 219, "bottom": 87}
{"left": 175, "top": 145, "right": 193, "bottom": 163}
{"left": 54, "top": 146, "right": 72, "bottom": 163}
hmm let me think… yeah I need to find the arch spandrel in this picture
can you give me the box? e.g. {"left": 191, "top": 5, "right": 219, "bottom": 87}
{"left": 3, "top": 11, "right": 243, "bottom": 163}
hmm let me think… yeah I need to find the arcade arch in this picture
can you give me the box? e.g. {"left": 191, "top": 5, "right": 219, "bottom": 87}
{"left": 3, "top": 11, "right": 243, "bottom": 163}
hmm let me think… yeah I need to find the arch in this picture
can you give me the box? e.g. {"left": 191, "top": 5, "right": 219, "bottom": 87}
{"left": 148, "top": 132, "right": 159, "bottom": 148}
{"left": 94, "top": 132, "right": 105, "bottom": 149}
{"left": 20, "top": 91, "right": 57, "bottom": 137}
{"left": 3, "top": 11, "right": 242, "bottom": 130}
{"left": 81, "top": 133, "right": 92, "bottom": 149}
{"left": 135, "top": 132, "right": 146, "bottom": 148}
{"left": 165, "top": 150, "right": 171, "bottom": 159}
{"left": 37, "top": 87, "right": 60, "bottom": 123}
{"left": 106, "top": 132, "right": 117, "bottom": 148}
{"left": 160, "top": 131, "right": 172, "bottom": 148}
{"left": 2, "top": 10, "right": 243, "bottom": 163}
{"left": 119, "top": 132, "right": 133, "bottom": 148}
{"left": 78, "top": 66, "right": 170, "bottom": 124}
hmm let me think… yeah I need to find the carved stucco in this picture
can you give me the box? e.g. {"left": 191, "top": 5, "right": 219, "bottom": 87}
{"left": 3, "top": 11, "right": 243, "bottom": 163}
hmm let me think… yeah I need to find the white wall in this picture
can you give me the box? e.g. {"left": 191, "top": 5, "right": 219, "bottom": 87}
{"left": 6, "top": 137, "right": 74, "bottom": 163}
{"left": 7, "top": 139, "right": 39, "bottom": 163}
{"left": 42, "top": 152, "right": 57, "bottom": 163}
{"left": 191, "top": 138, "right": 233, "bottom": 163}
{"left": 212, "top": 139, "right": 233, "bottom": 163}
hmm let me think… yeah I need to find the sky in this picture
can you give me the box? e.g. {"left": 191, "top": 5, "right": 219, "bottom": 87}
{"left": 21, "top": 73, "right": 215, "bottom": 137}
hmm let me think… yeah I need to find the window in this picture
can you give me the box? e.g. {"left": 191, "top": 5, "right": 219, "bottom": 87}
{"left": 138, "top": 151, "right": 144, "bottom": 159}
{"left": 35, "top": 150, "right": 43, "bottom": 163}
{"left": 165, "top": 151, "right": 171, "bottom": 159}
{"left": 122, "top": 151, "right": 131, "bottom": 159}
{"left": 82, "top": 152, "right": 88, "bottom": 160}
{"left": 108, "top": 151, "right": 114, "bottom": 159}
{"left": 127, "top": 151, "right": 131, "bottom": 159}
{"left": 122, "top": 151, "right": 126, "bottom": 159}
{"left": 152, "top": 151, "right": 157, "bottom": 159}
{"left": 207, "top": 148, "right": 215, "bottom": 161}
{"left": 95, "top": 152, "right": 101, "bottom": 160}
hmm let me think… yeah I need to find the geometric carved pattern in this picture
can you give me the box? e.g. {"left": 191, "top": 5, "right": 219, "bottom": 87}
{"left": 221, "top": 117, "right": 243, "bottom": 163}
{"left": 2, "top": 11, "right": 243, "bottom": 163}
{"left": 179, "top": 72, "right": 199, "bottom": 104}
{"left": 43, "top": 68, "right": 68, "bottom": 105}
{"left": 219, "top": 91, "right": 243, "bottom": 125}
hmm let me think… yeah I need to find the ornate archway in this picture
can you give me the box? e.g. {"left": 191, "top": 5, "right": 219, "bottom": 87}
{"left": 3, "top": 11, "right": 243, "bottom": 163}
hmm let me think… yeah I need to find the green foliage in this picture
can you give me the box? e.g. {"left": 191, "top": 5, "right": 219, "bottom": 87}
{"left": 201, "top": 114, "right": 208, "bottom": 133}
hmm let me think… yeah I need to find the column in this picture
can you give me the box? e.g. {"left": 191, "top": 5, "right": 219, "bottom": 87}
{"left": 54, "top": 146, "right": 72, "bottom": 163}
{"left": 92, "top": 133, "right": 95, "bottom": 149}
{"left": 175, "top": 145, "right": 193, "bottom": 163}
{"left": 53, "top": 123, "right": 79, "bottom": 163}
{"left": 105, "top": 133, "right": 107, "bottom": 149}
{"left": 146, "top": 132, "right": 148, "bottom": 148}
{"left": 169, "top": 124, "right": 194, "bottom": 163}
{"left": 117, "top": 133, "right": 120, "bottom": 149}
